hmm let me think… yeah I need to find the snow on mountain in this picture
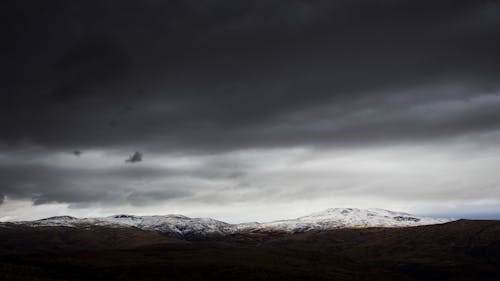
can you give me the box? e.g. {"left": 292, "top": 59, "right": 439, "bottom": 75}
{"left": 8, "top": 216, "right": 120, "bottom": 228}
{"left": 99, "top": 214, "right": 234, "bottom": 237}
{"left": 240, "top": 208, "right": 456, "bottom": 232}
{"left": 1, "top": 208, "right": 457, "bottom": 237}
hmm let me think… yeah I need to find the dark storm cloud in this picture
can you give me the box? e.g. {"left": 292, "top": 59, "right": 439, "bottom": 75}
{"left": 1, "top": 0, "right": 499, "bottom": 152}
{"left": 0, "top": 194, "right": 4, "bottom": 205}
{"left": 50, "top": 36, "right": 129, "bottom": 102}
{"left": 125, "top": 152, "right": 143, "bottom": 163}
{"left": 1, "top": 0, "right": 500, "bottom": 210}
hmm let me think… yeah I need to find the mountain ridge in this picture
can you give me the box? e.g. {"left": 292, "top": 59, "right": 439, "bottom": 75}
{"left": 1, "top": 208, "right": 457, "bottom": 238}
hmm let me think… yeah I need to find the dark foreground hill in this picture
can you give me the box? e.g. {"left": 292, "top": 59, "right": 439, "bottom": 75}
{"left": 0, "top": 220, "right": 499, "bottom": 281}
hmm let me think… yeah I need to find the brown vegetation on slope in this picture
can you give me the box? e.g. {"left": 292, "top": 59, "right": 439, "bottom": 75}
{"left": 0, "top": 220, "right": 499, "bottom": 281}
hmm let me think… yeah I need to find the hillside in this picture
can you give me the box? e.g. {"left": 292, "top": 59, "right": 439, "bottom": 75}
{"left": 0, "top": 220, "right": 499, "bottom": 281}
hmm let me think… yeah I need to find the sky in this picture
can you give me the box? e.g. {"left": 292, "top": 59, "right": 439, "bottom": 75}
{"left": 1, "top": 0, "right": 500, "bottom": 222}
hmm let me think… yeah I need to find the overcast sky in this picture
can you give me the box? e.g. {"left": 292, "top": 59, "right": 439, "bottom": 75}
{"left": 1, "top": 0, "right": 500, "bottom": 222}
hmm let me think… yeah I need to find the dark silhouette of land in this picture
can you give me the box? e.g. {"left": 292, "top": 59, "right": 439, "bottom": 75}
{"left": 0, "top": 220, "right": 499, "bottom": 281}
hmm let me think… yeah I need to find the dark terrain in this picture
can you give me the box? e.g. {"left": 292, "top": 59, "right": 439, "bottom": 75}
{"left": 0, "top": 220, "right": 499, "bottom": 281}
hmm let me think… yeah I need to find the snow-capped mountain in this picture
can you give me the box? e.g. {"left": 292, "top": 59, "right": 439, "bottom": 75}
{"left": 11, "top": 214, "right": 233, "bottom": 238}
{"left": 240, "top": 208, "right": 455, "bottom": 232}
{"left": 100, "top": 214, "right": 234, "bottom": 237}
{"left": 2, "top": 208, "right": 457, "bottom": 238}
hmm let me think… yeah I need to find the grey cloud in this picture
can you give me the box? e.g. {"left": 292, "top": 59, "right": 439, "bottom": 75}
{"left": 126, "top": 152, "right": 142, "bottom": 163}
{"left": 0, "top": 162, "right": 182, "bottom": 206}
{"left": 0, "top": 143, "right": 498, "bottom": 216}
{"left": 0, "top": 154, "right": 252, "bottom": 206}
{"left": 0, "top": 194, "right": 4, "bottom": 205}
{"left": 126, "top": 190, "right": 192, "bottom": 207}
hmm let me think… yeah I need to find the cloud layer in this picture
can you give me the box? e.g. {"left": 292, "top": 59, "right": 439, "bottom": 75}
{"left": 1, "top": 0, "right": 500, "bottom": 220}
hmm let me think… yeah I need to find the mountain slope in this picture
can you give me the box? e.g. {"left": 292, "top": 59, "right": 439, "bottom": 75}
{"left": 0, "top": 220, "right": 499, "bottom": 281}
